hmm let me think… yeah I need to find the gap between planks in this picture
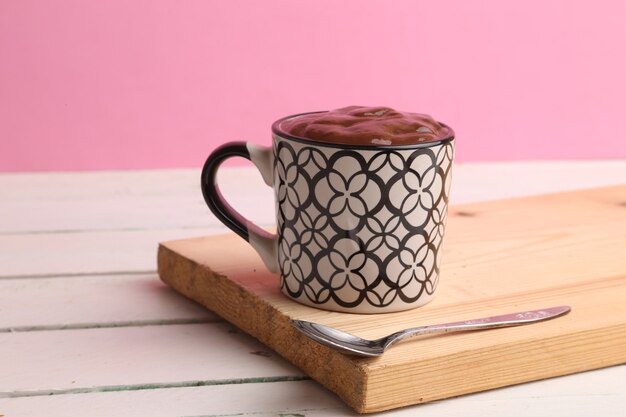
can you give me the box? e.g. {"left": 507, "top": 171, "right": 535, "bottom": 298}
{"left": 0, "top": 317, "right": 221, "bottom": 333}
{"left": 0, "top": 224, "right": 236, "bottom": 237}
{"left": 0, "top": 270, "right": 157, "bottom": 280}
{"left": 0, "top": 376, "right": 311, "bottom": 399}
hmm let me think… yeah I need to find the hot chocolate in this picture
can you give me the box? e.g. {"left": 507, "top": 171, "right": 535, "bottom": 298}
{"left": 277, "top": 106, "right": 453, "bottom": 146}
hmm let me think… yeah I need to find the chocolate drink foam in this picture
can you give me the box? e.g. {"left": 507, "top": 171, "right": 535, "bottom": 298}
{"left": 278, "top": 106, "right": 453, "bottom": 146}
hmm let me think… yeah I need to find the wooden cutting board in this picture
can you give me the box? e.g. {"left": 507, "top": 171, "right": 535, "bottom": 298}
{"left": 158, "top": 185, "right": 626, "bottom": 413}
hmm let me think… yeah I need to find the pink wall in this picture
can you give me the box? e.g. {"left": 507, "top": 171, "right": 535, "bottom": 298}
{"left": 1, "top": 0, "right": 625, "bottom": 172}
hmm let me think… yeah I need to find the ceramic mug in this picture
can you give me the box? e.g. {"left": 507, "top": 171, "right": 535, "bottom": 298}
{"left": 201, "top": 111, "right": 455, "bottom": 313}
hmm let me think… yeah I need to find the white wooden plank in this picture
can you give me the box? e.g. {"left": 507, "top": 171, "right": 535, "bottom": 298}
{"left": 0, "top": 274, "right": 217, "bottom": 330}
{"left": 0, "top": 167, "right": 275, "bottom": 233}
{"left": 0, "top": 366, "right": 624, "bottom": 417}
{"left": 451, "top": 159, "right": 626, "bottom": 203}
{"left": 0, "top": 323, "right": 302, "bottom": 394}
{"left": 0, "top": 167, "right": 258, "bottom": 200}
{"left": 1, "top": 161, "right": 625, "bottom": 234}
{"left": 0, "top": 228, "right": 212, "bottom": 277}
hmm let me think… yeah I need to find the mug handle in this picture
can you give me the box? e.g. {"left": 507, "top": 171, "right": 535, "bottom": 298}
{"left": 201, "top": 141, "right": 278, "bottom": 273}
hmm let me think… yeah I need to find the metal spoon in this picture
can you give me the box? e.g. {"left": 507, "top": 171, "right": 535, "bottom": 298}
{"left": 291, "top": 306, "right": 571, "bottom": 357}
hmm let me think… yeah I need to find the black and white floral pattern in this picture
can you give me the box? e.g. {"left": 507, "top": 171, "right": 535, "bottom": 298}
{"left": 273, "top": 137, "right": 454, "bottom": 312}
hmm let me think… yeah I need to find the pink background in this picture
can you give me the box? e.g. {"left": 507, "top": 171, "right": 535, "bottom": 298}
{"left": 1, "top": 1, "right": 625, "bottom": 172}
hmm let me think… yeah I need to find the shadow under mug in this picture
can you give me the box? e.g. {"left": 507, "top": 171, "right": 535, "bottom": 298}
{"left": 202, "top": 112, "right": 455, "bottom": 313}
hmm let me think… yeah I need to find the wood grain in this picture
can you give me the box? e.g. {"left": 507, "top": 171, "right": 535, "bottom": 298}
{"left": 159, "top": 185, "right": 626, "bottom": 413}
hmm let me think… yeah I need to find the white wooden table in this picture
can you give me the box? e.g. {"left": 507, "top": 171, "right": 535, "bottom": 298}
{"left": 1, "top": 160, "right": 626, "bottom": 417}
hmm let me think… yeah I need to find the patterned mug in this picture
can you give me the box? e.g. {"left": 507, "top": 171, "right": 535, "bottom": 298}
{"left": 201, "top": 112, "right": 454, "bottom": 313}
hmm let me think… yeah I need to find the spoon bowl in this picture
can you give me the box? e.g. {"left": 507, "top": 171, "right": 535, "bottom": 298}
{"left": 292, "top": 306, "right": 571, "bottom": 357}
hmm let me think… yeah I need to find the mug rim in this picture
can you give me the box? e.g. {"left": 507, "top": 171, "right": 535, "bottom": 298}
{"left": 271, "top": 111, "right": 455, "bottom": 150}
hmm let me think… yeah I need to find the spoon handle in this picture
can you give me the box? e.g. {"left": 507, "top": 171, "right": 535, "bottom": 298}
{"left": 387, "top": 306, "right": 571, "bottom": 346}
